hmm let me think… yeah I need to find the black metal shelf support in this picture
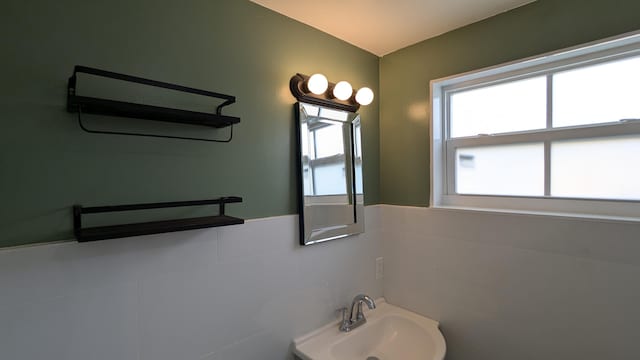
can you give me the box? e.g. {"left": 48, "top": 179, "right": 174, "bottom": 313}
{"left": 67, "top": 65, "right": 240, "bottom": 142}
{"left": 73, "top": 197, "right": 244, "bottom": 242}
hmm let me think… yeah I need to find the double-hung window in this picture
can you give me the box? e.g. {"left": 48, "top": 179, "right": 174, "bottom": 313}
{"left": 431, "top": 32, "right": 640, "bottom": 220}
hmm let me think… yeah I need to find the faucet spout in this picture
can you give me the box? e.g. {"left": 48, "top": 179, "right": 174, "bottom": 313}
{"left": 339, "top": 294, "right": 377, "bottom": 332}
{"left": 350, "top": 294, "right": 375, "bottom": 320}
{"left": 358, "top": 294, "right": 377, "bottom": 309}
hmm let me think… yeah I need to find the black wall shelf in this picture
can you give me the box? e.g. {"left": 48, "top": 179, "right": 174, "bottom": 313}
{"left": 73, "top": 197, "right": 244, "bottom": 242}
{"left": 70, "top": 96, "right": 240, "bottom": 128}
{"left": 67, "top": 66, "right": 240, "bottom": 141}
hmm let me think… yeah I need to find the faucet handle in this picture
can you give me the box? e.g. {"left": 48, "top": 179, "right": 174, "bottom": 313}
{"left": 336, "top": 307, "right": 348, "bottom": 321}
{"left": 337, "top": 307, "right": 352, "bottom": 332}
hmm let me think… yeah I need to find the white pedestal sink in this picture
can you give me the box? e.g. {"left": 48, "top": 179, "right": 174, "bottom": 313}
{"left": 293, "top": 299, "right": 446, "bottom": 360}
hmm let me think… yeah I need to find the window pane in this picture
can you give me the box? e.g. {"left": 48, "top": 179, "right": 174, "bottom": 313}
{"left": 314, "top": 123, "right": 345, "bottom": 158}
{"left": 553, "top": 56, "right": 640, "bottom": 127}
{"left": 314, "top": 163, "right": 346, "bottom": 195}
{"left": 551, "top": 136, "right": 640, "bottom": 200}
{"left": 456, "top": 143, "right": 544, "bottom": 196}
{"left": 450, "top": 76, "right": 546, "bottom": 138}
{"left": 319, "top": 107, "right": 349, "bottom": 121}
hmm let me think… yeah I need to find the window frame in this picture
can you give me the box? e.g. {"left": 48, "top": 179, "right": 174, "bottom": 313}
{"left": 430, "top": 31, "right": 640, "bottom": 220}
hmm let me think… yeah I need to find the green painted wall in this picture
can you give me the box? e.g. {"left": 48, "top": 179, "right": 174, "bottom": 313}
{"left": 0, "top": 0, "right": 380, "bottom": 247}
{"left": 7, "top": 0, "right": 640, "bottom": 248}
{"left": 379, "top": 0, "right": 640, "bottom": 206}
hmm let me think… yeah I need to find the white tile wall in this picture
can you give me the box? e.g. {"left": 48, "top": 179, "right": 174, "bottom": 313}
{"left": 4, "top": 204, "right": 639, "bottom": 360}
{"left": 0, "top": 206, "right": 383, "bottom": 360}
{"left": 382, "top": 205, "right": 640, "bottom": 360}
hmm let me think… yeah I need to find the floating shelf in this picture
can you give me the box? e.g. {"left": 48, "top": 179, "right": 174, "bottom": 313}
{"left": 67, "top": 65, "right": 240, "bottom": 140}
{"left": 73, "top": 197, "right": 244, "bottom": 242}
{"left": 69, "top": 95, "right": 240, "bottom": 128}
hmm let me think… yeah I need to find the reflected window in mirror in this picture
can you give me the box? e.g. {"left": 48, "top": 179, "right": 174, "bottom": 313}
{"left": 301, "top": 103, "right": 349, "bottom": 197}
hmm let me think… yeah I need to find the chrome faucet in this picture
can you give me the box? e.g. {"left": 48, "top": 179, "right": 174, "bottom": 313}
{"left": 338, "top": 294, "right": 376, "bottom": 332}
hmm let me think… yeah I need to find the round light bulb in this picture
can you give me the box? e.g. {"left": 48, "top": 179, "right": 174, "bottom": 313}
{"left": 307, "top": 73, "right": 328, "bottom": 95}
{"left": 333, "top": 81, "right": 353, "bottom": 100}
{"left": 355, "top": 87, "right": 374, "bottom": 106}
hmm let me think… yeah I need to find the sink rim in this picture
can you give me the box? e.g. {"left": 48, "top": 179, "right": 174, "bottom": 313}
{"left": 293, "top": 298, "right": 446, "bottom": 360}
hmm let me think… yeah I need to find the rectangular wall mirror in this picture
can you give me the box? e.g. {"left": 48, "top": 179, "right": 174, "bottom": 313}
{"left": 295, "top": 102, "right": 364, "bottom": 245}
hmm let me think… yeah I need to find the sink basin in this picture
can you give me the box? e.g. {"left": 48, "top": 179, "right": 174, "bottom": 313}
{"left": 293, "top": 299, "right": 446, "bottom": 360}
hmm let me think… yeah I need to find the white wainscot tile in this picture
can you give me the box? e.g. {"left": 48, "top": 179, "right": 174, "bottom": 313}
{"left": 0, "top": 280, "right": 139, "bottom": 360}
{"left": 200, "top": 330, "right": 291, "bottom": 360}
{"left": 130, "top": 227, "right": 219, "bottom": 279}
{"left": 138, "top": 258, "right": 224, "bottom": 360}
{"left": 217, "top": 215, "right": 297, "bottom": 261}
{"left": 215, "top": 250, "right": 299, "bottom": 345}
{"left": 0, "top": 237, "right": 140, "bottom": 308}
{"left": 363, "top": 205, "right": 383, "bottom": 232}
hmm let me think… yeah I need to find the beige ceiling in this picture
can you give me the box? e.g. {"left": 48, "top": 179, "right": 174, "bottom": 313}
{"left": 250, "top": 0, "right": 536, "bottom": 56}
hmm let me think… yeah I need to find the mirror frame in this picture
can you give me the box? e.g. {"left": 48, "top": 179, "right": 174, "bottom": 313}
{"left": 294, "top": 102, "right": 364, "bottom": 245}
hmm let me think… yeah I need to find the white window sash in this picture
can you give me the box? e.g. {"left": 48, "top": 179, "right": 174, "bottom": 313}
{"left": 431, "top": 30, "right": 640, "bottom": 220}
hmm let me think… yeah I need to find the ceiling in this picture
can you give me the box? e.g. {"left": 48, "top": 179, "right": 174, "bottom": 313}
{"left": 250, "top": 0, "right": 536, "bottom": 56}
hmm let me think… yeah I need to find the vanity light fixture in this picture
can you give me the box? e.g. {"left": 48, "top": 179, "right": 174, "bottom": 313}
{"left": 332, "top": 81, "right": 353, "bottom": 101}
{"left": 290, "top": 73, "right": 374, "bottom": 112}
{"left": 306, "top": 73, "right": 329, "bottom": 95}
{"left": 355, "top": 87, "right": 374, "bottom": 106}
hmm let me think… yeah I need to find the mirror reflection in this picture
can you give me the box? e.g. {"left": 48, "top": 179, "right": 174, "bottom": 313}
{"left": 297, "top": 102, "right": 364, "bottom": 245}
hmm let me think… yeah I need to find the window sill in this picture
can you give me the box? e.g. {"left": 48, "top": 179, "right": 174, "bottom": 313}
{"left": 432, "top": 203, "right": 640, "bottom": 225}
